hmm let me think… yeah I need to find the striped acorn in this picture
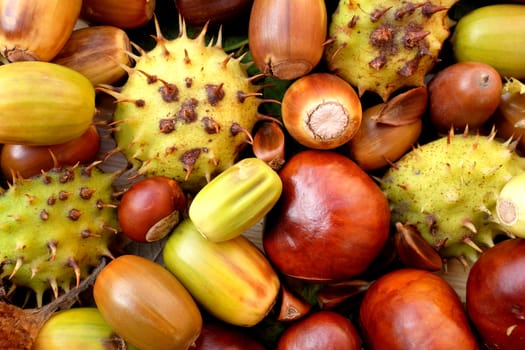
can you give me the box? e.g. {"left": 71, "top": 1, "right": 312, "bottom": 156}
{"left": 93, "top": 255, "right": 203, "bottom": 350}
{"left": 0, "top": 61, "right": 95, "bottom": 145}
{"left": 451, "top": 4, "right": 525, "bottom": 79}
{"left": 189, "top": 157, "right": 282, "bottom": 242}
{"left": 163, "top": 218, "right": 280, "bottom": 327}
{"left": 33, "top": 307, "right": 138, "bottom": 350}
{"left": 0, "top": 0, "right": 81, "bottom": 62}
{"left": 52, "top": 25, "right": 132, "bottom": 86}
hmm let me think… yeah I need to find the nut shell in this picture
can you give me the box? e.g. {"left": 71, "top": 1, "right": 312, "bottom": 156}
{"left": 281, "top": 73, "right": 362, "bottom": 149}
{"left": 248, "top": 0, "right": 327, "bottom": 80}
{"left": 0, "top": 0, "right": 81, "bottom": 62}
{"left": 93, "top": 255, "right": 202, "bottom": 350}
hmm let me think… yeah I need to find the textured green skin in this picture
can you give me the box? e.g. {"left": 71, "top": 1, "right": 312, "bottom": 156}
{"left": 113, "top": 28, "right": 260, "bottom": 193}
{"left": 0, "top": 166, "right": 118, "bottom": 306}
{"left": 381, "top": 133, "right": 525, "bottom": 261}
{"left": 325, "top": 0, "right": 457, "bottom": 101}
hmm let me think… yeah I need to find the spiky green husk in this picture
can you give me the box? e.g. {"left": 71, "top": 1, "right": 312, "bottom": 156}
{"left": 381, "top": 131, "right": 525, "bottom": 262}
{"left": 111, "top": 21, "right": 260, "bottom": 193}
{"left": 325, "top": 0, "right": 457, "bottom": 101}
{"left": 0, "top": 165, "right": 119, "bottom": 306}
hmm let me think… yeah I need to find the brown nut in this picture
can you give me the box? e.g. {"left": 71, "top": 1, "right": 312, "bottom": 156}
{"left": 281, "top": 73, "right": 362, "bottom": 150}
{"left": 248, "top": 0, "right": 327, "bottom": 80}
{"left": 0, "top": 0, "right": 82, "bottom": 62}
{"left": 53, "top": 25, "right": 132, "bottom": 86}
{"left": 81, "top": 0, "right": 155, "bottom": 29}
{"left": 175, "top": 0, "right": 254, "bottom": 26}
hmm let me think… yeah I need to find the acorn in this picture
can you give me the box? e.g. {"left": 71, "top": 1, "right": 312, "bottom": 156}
{"left": 52, "top": 25, "right": 132, "bottom": 86}
{"left": 248, "top": 0, "right": 327, "bottom": 80}
{"left": 163, "top": 219, "right": 280, "bottom": 327}
{"left": 0, "top": 0, "right": 82, "bottom": 62}
{"left": 81, "top": 0, "right": 156, "bottom": 29}
{"left": 33, "top": 307, "right": 138, "bottom": 350}
{"left": 93, "top": 255, "right": 203, "bottom": 350}
{"left": 0, "top": 61, "right": 95, "bottom": 145}
{"left": 188, "top": 157, "right": 283, "bottom": 242}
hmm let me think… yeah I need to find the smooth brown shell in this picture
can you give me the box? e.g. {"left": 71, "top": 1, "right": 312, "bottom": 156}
{"left": 93, "top": 255, "right": 202, "bottom": 350}
{"left": 359, "top": 268, "right": 478, "bottom": 350}
{"left": 248, "top": 0, "right": 327, "bottom": 80}
{"left": 277, "top": 311, "right": 362, "bottom": 350}
{"left": 0, "top": 0, "right": 81, "bottom": 61}
{"left": 175, "top": 0, "right": 254, "bottom": 26}
{"left": 428, "top": 61, "right": 502, "bottom": 133}
{"left": 467, "top": 238, "right": 525, "bottom": 349}
{"left": 263, "top": 150, "right": 390, "bottom": 281}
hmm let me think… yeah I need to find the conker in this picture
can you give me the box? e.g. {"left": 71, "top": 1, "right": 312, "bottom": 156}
{"left": 428, "top": 61, "right": 502, "bottom": 133}
{"left": 359, "top": 268, "right": 478, "bottom": 350}
{"left": 263, "top": 150, "right": 390, "bottom": 281}
{"left": 1, "top": 125, "right": 100, "bottom": 180}
{"left": 276, "top": 311, "right": 362, "bottom": 350}
{"left": 466, "top": 238, "right": 525, "bottom": 349}
{"left": 118, "top": 176, "right": 186, "bottom": 242}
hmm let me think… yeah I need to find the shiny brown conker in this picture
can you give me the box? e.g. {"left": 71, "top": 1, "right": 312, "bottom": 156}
{"left": 359, "top": 268, "right": 478, "bottom": 350}
{"left": 193, "top": 320, "right": 266, "bottom": 350}
{"left": 276, "top": 311, "right": 362, "bottom": 350}
{"left": 263, "top": 150, "right": 390, "bottom": 282}
{"left": 118, "top": 176, "right": 187, "bottom": 242}
{"left": 466, "top": 238, "right": 525, "bottom": 349}
{"left": 0, "top": 125, "right": 100, "bottom": 180}
{"left": 428, "top": 61, "right": 502, "bottom": 133}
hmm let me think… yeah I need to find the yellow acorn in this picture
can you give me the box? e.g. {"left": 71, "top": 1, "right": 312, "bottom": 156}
{"left": 0, "top": 61, "right": 95, "bottom": 145}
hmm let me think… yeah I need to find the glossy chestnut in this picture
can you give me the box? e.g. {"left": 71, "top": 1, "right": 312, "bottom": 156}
{"left": 276, "top": 311, "right": 362, "bottom": 350}
{"left": 118, "top": 176, "right": 187, "bottom": 242}
{"left": 175, "top": 0, "right": 253, "bottom": 26}
{"left": 359, "top": 268, "right": 478, "bottom": 350}
{"left": 193, "top": 320, "right": 265, "bottom": 350}
{"left": 1, "top": 125, "right": 100, "bottom": 180}
{"left": 428, "top": 61, "right": 502, "bottom": 133}
{"left": 263, "top": 150, "right": 390, "bottom": 281}
{"left": 80, "top": 0, "right": 155, "bottom": 29}
{"left": 466, "top": 238, "right": 525, "bottom": 349}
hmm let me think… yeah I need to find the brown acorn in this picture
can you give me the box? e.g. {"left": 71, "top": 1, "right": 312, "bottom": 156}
{"left": 248, "top": 0, "right": 327, "bottom": 80}
{"left": 0, "top": 0, "right": 82, "bottom": 62}
{"left": 52, "top": 25, "right": 132, "bottom": 86}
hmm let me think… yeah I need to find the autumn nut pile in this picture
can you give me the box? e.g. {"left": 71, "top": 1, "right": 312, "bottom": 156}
{"left": 2, "top": 0, "right": 525, "bottom": 349}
